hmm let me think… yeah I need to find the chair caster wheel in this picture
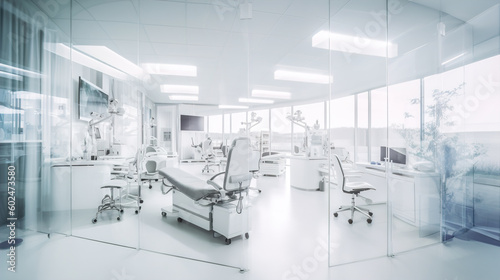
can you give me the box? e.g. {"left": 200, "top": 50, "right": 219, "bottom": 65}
{"left": 117, "top": 216, "right": 121, "bottom": 221}
{"left": 92, "top": 218, "right": 97, "bottom": 224}
{"left": 348, "top": 219, "right": 353, "bottom": 224}
{"left": 135, "top": 210, "right": 139, "bottom": 214}
{"left": 162, "top": 212, "right": 167, "bottom": 217}
{"left": 258, "top": 190, "right": 262, "bottom": 193}
{"left": 149, "top": 185, "right": 152, "bottom": 189}
{"left": 369, "top": 212, "right": 373, "bottom": 217}
{"left": 225, "top": 238, "right": 231, "bottom": 245}
{"left": 140, "top": 200, "right": 144, "bottom": 204}
{"left": 367, "top": 218, "right": 372, "bottom": 224}
{"left": 177, "top": 217, "right": 183, "bottom": 223}
{"left": 333, "top": 213, "right": 338, "bottom": 217}
{"left": 120, "top": 209, "right": 124, "bottom": 213}
{"left": 245, "top": 233, "right": 249, "bottom": 239}
{"left": 139, "top": 206, "right": 142, "bottom": 210}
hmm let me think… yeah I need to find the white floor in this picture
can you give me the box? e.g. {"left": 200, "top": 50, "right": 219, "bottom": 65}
{"left": 1, "top": 163, "right": 499, "bottom": 279}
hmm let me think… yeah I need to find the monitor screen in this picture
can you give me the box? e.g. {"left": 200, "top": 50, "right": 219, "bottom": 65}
{"left": 390, "top": 147, "right": 407, "bottom": 165}
{"left": 78, "top": 77, "right": 108, "bottom": 121}
{"left": 180, "top": 115, "right": 204, "bottom": 131}
{"left": 380, "top": 146, "right": 406, "bottom": 165}
{"left": 380, "top": 146, "right": 388, "bottom": 162}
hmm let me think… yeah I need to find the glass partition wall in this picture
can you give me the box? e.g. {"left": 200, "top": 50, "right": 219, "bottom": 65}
{"left": 3, "top": 0, "right": 499, "bottom": 277}
{"left": 328, "top": 0, "right": 389, "bottom": 265}
{"left": 0, "top": 0, "right": 72, "bottom": 262}
{"left": 329, "top": 0, "right": 500, "bottom": 270}
{"left": 69, "top": 0, "right": 141, "bottom": 248}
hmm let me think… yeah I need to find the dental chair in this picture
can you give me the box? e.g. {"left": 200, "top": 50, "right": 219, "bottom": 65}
{"left": 139, "top": 145, "right": 168, "bottom": 189}
{"left": 159, "top": 137, "right": 255, "bottom": 245}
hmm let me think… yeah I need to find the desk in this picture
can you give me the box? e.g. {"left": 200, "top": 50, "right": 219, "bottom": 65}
{"left": 289, "top": 156, "right": 328, "bottom": 191}
{"left": 356, "top": 162, "right": 440, "bottom": 230}
{"left": 50, "top": 159, "right": 126, "bottom": 211}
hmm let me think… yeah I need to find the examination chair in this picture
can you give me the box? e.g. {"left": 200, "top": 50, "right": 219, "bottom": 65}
{"left": 139, "top": 145, "right": 168, "bottom": 189}
{"left": 332, "top": 154, "right": 376, "bottom": 224}
{"left": 159, "top": 137, "right": 255, "bottom": 245}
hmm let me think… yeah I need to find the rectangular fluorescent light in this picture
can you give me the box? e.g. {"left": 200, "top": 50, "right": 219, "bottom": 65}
{"left": 238, "top": 98, "right": 274, "bottom": 104}
{"left": 169, "top": 95, "right": 199, "bottom": 101}
{"left": 274, "top": 70, "right": 331, "bottom": 84}
{"left": 45, "top": 43, "right": 128, "bottom": 80}
{"left": 0, "top": 63, "right": 42, "bottom": 78}
{"left": 142, "top": 63, "right": 197, "bottom": 77}
{"left": 312, "top": 30, "right": 398, "bottom": 58}
{"left": 252, "top": 89, "right": 291, "bottom": 99}
{"left": 219, "top": 105, "right": 249, "bottom": 109}
{"left": 441, "top": 53, "right": 465, "bottom": 66}
{"left": 74, "top": 45, "right": 144, "bottom": 78}
{"left": 161, "top": 84, "right": 199, "bottom": 94}
{"left": 0, "top": 70, "right": 23, "bottom": 81}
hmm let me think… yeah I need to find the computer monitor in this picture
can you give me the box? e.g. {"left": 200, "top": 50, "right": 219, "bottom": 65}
{"left": 389, "top": 147, "right": 407, "bottom": 165}
{"left": 380, "top": 146, "right": 407, "bottom": 165}
{"left": 380, "top": 146, "right": 388, "bottom": 162}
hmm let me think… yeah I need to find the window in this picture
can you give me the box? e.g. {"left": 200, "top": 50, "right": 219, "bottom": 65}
{"left": 330, "top": 95, "right": 355, "bottom": 161}
{"left": 270, "top": 106, "right": 292, "bottom": 153}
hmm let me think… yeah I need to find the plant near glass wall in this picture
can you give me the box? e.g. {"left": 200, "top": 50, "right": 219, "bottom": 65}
{"left": 396, "top": 83, "right": 486, "bottom": 236}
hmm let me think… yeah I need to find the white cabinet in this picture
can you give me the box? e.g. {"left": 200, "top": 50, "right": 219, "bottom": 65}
{"left": 357, "top": 163, "right": 440, "bottom": 229}
{"left": 290, "top": 156, "right": 328, "bottom": 191}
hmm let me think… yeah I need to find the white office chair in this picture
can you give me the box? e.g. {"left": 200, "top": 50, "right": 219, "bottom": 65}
{"left": 201, "top": 138, "right": 221, "bottom": 173}
{"left": 332, "top": 154, "right": 376, "bottom": 224}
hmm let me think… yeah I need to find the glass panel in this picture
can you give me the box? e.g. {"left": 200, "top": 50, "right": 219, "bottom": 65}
{"left": 0, "top": 0, "right": 71, "bottom": 265}
{"left": 330, "top": 95, "right": 355, "bottom": 163}
{"left": 231, "top": 112, "right": 247, "bottom": 135}
{"left": 270, "top": 106, "right": 292, "bottom": 153}
{"left": 329, "top": 0, "right": 388, "bottom": 266}
{"left": 208, "top": 114, "right": 223, "bottom": 147}
{"left": 70, "top": 0, "right": 140, "bottom": 248}
{"left": 292, "top": 102, "right": 325, "bottom": 156}
{"left": 247, "top": 109, "right": 269, "bottom": 153}
{"left": 356, "top": 92, "right": 369, "bottom": 162}
{"left": 370, "top": 87, "right": 387, "bottom": 162}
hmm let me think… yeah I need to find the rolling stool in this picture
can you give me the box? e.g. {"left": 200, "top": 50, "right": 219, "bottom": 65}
{"left": 92, "top": 180, "right": 127, "bottom": 224}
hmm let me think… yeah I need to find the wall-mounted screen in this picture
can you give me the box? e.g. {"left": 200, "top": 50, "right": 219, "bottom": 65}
{"left": 380, "top": 146, "right": 406, "bottom": 165}
{"left": 78, "top": 77, "right": 108, "bottom": 121}
{"left": 180, "top": 115, "right": 204, "bottom": 131}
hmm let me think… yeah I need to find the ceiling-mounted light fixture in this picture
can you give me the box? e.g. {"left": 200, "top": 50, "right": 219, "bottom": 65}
{"left": 169, "top": 95, "right": 199, "bottom": 101}
{"left": 252, "top": 89, "right": 291, "bottom": 99}
{"left": 74, "top": 45, "right": 144, "bottom": 78}
{"left": 219, "top": 105, "right": 249, "bottom": 109}
{"left": 274, "top": 69, "right": 331, "bottom": 84}
{"left": 441, "top": 53, "right": 465, "bottom": 66}
{"left": 312, "top": 30, "right": 398, "bottom": 58}
{"left": 161, "top": 84, "right": 199, "bottom": 94}
{"left": 142, "top": 63, "right": 197, "bottom": 77}
{"left": 238, "top": 98, "right": 274, "bottom": 104}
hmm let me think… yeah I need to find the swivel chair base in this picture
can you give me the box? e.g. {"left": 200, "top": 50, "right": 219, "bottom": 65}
{"left": 333, "top": 193, "right": 373, "bottom": 224}
{"left": 92, "top": 183, "right": 125, "bottom": 224}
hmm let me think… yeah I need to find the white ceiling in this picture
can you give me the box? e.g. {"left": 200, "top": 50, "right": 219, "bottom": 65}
{"left": 40, "top": 0, "right": 500, "bottom": 110}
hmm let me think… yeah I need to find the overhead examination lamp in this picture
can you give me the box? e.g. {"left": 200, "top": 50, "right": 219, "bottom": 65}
{"left": 241, "top": 112, "right": 262, "bottom": 132}
{"left": 89, "top": 99, "right": 125, "bottom": 126}
{"left": 87, "top": 99, "right": 125, "bottom": 159}
{"left": 286, "top": 110, "right": 309, "bottom": 130}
